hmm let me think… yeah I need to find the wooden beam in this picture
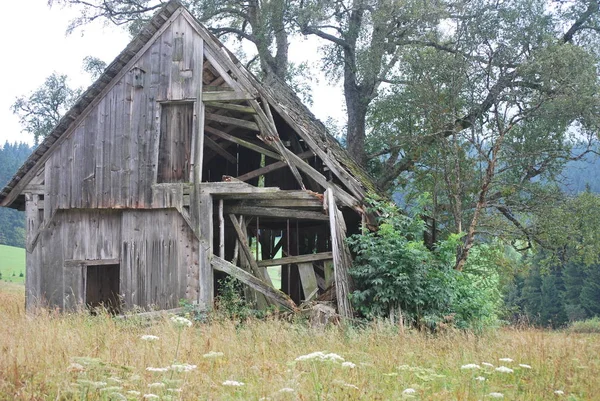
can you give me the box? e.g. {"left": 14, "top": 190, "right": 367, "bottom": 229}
{"left": 257, "top": 252, "right": 333, "bottom": 267}
{"left": 237, "top": 199, "right": 323, "bottom": 209}
{"left": 204, "top": 135, "right": 237, "bottom": 164}
{"left": 236, "top": 151, "right": 313, "bottom": 182}
{"left": 218, "top": 190, "right": 319, "bottom": 200}
{"left": 211, "top": 256, "right": 296, "bottom": 311}
{"left": 202, "top": 91, "right": 255, "bottom": 102}
{"left": 249, "top": 99, "right": 306, "bottom": 190}
{"left": 199, "top": 182, "right": 280, "bottom": 195}
{"left": 206, "top": 113, "right": 260, "bottom": 131}
{"left": 205, "top": 102, "right": 257, "bottom": 114}
{"left": 204, "top": 126, "right": 282, "bottom": 160}
{"left": 225, "top": 206, "right": 329, "bottom": 221}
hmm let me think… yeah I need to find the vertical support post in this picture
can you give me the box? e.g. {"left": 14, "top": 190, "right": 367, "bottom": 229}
{"left": 219, "top": 199, "right": 225, "bottom": 259}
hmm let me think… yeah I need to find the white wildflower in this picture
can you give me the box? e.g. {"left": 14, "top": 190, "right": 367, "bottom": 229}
{"left": 92, "top": 382, "right": 107, "bottom": 388}
{"left": 146, "top": 367, "right": 169, "bottom": 373}
{"left": 498, "top": 358, "right": 513, "bottom": 363}
{"left": 475, "top": 376, "right": 486, "bottom": 382}
{"left": 519, "top": 364, "right": 532, "bottom": 369}
{"left": 141, "top": 335, "right": 160, "bottom": 341}
{"left": 295, "top": 351, "right": 344, "bottom": 363}
{"left": 554, "top": 390, "right": 565, "bottom": 395}
{"left": 108, "top": 393, "right": 127, "bottom": 401}
{"left": 67, "top": 363, "right": 85, "bottom": 372}
{"left": 495, "top": 366, "right": 514, "bottom": 373}
{"left": 170, "top": 316, "right": 193, "bottom": 327}
{"left": 278, "top": 388, "right": 295, "bottom": 393}
{"left": 402, "top": 388, "right": 417, "bottom": 394}
{"left": 482, "top": 362, "right": 494, "bottom": 368}
{"left": 127, "top": 391, "right": 141, "bottom": 396}
{"left": 343, "top": 383, "right": 359, "bottom": 390}
{"left": 167, "top": 388, "right": 183, "bottom": 393}
{"left": 170, "top": 363, "right": 197, "bottom": 372}
{"left": 148, "top": 382, "right": 165, "bottom": 388}
{"left": 222, "top": 380, "right": 245, "bottom": 387}
{"left": 488, "top": 392, "right": 504, "bottom": 398}
{"left": 203, "top": 351, "right": 224, "bottom": 359}
{"left": 342, "top": 361, "right": 357, "bottom": 369}
{"left": 143, "top": 395, "right": 160, "bottom": 400}
{"left": 461, "top": 364, "right": 481, "bottom": 370}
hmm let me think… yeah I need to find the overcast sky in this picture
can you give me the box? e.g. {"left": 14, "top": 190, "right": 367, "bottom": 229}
{"left": 0, "top": 1, "right": 344, "bottom": 147}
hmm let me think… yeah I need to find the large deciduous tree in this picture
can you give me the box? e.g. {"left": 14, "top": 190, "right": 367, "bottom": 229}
{"left": 11, "top": 73, "right": 81, "bottom": 145}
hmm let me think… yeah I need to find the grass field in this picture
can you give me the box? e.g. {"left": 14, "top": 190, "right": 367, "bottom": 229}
{"left": 0, "top": 287, "right": 598, "bottom": 400}
{"left": 0, "top": 244, "right": 25, "bottom": 284}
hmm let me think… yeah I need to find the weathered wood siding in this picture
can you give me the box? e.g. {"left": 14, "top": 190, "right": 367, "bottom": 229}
{"left": 28, "top": 208, "right": 198, "bottom": 311}
{"left": 121, "top": 209, "right": 198, "bottom": 310}
{"left": 43, "top": 14, "right": 203, "bottom": 216}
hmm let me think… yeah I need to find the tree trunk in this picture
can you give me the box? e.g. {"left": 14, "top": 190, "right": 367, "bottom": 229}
{"left": 345, "top": 88, "right": 368, "bottom": 166}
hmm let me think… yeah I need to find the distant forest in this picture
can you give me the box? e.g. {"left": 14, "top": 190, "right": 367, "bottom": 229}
{"left": 0, "top": 142, "right": 34, "bottom": 248}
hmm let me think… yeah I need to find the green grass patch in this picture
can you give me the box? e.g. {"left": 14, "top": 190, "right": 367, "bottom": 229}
{"left": 0, "top": 244, "right": 25, "bottom": 285}
{"left": 568, "top": 317, "right": 600, "bottom": 333}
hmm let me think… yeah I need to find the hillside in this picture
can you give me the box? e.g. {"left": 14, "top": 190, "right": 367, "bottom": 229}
{"left": 0, "top": 244, "right": 25, "bottom": 284}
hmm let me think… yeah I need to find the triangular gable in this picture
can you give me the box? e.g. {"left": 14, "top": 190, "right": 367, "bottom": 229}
{"left": 0, "top": 0, "right": 377, "bottom": 211}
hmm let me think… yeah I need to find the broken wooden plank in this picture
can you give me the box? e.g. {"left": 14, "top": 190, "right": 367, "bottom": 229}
{"left": 228, "top": 214, "right": 273, "bottom": 286}
{"left": 202, "top": 91, "right": 255, "bottom": 102}
{"left": 211, "top": 256, "right": 296, "bottom": 311}
{"left": 206, "top": 113, "right": 260, "bottom": 131}
{"left": 298, "top": 262, "right": 319, "bottom": 302}
{"left": 200, "top": 181, "right": 280, "bottom": 195}
{"left": 205, "top": 101, "right": 257, "bottom": 114}
{"left": 225, "top": 206, "right": 329, "bottom": 221}
{"left": 257, "top": 252, "right": 333, "bottom": 267}
{"left": 204, "top": 125, "right": 281, "bottom": 160}
{"left": 236, "top": 151, "right": 313, "bottom": 182}
{"left": 326, "top": 189, "right": 354, "bottom": 319}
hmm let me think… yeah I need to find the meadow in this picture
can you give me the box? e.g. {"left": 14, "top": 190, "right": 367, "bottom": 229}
{"left": 0, "top": 244, "right": 25, "bottom": 284}
{"left": 0, "top": 283, "right": 598, "bottom": 401}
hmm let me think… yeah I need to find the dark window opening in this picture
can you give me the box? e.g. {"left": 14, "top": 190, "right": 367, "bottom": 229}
{"left": 86, "top": 264, "right": 121, "bottom": 314}
{"left": 157, "top": 103, "right": 194, "bottom": 183}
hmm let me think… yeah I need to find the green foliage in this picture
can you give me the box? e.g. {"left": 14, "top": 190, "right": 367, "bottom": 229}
{"left": 214, "top": 276, "right": 253, "bottom": 322}
{"left": 347, "top": 194, "right": 500, "bottom": 330}
{"left": 11, "top": 73, "right": 81, "bottom": 145}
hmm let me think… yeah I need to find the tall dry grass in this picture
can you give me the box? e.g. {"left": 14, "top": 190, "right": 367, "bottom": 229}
{"left": 0, "top": 284, "right": 598, "bottom": 400}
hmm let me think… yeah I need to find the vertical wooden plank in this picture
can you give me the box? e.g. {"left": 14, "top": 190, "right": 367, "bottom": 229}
{"left": 193, "top": 36, "right": 204, "bottom": 184}
{"left": 197, "top": 189, "right": 213, "bottom": 309}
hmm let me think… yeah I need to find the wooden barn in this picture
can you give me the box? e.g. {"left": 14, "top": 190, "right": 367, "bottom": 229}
{"left": 0, "top": 0, "right": 376, "bottom": 317}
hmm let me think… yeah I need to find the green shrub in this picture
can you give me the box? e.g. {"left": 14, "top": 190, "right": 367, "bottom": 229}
{"left": 567, "top": 317, "right": 600, "bottom": 333}
{"left": 347, "top": 194, "right": 500, "bottom": 330}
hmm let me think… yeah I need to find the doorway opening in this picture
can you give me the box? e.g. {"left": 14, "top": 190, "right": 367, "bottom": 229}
{"left": 86, "top": 264, "right": 121, "bottom": 314}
